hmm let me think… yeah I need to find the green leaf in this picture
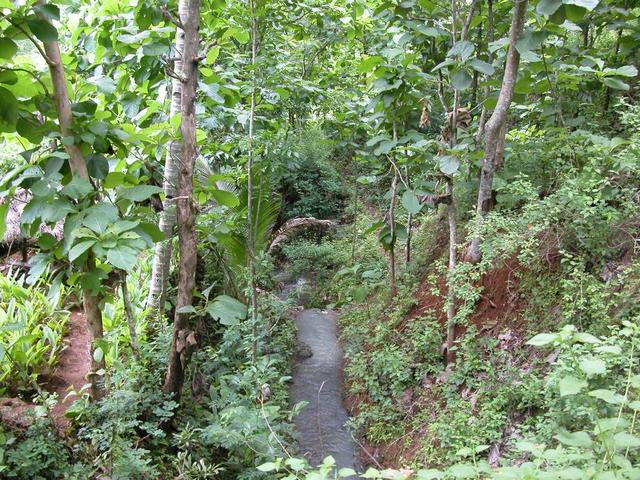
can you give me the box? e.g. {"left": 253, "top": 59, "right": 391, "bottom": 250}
{"left": 603, "top": 77, "right": 629, "bottom": 91}
{"left": 574, "top": 332, "right": 602, "bottom": 344}
{"left": 0, "top": 87, "right": 18, "bottom": 131}
{"left": 26, "top": 18, "right": 58, "bottom": 42}
{"left": 527, "top": 333, "right": 558, "bottom": 346}
{"left": 358, "top": 55, "right": 384, "bottom": 73}
{"left": 580, "top": 358, "right": 607, "bottom": 376}
{"left": 0, "top": 37, "right": 18, "bottom": 59}
{"left": 438, "top": 155, "right": 460, "bottom": 175}
{"left": 206, "top": 45, "right": 221, "bottom": 65}
{"left": 452, "top": 69, "right": 473, "bottom": 90}
{"left": 469, "top": 58, "right": 495, "bottom": 75}
{"left": 61, "top": 176, "right": 93, "bottom": 199}
{"left": 516, "top": 31, "right": 547, "bottom": 55}
{"left": 118, "top": 185, "right": 163, "bottom": 202}
{"left": 210, "top": 189, "right": 239, "bottom": 207}
{"left": 0, "top": 202, "right": 9, "bottom": 239}
{"left": 537, "top": 0, "right": 562, "bottom": 15}
{"left": 68, "top": 240, "right": 96, "bottom": 262}
{"left": 83, "top": 202, "right": 119, "bottom": 234}
{"left": 401, "top": 190, "right": 422, "bottom": 214}
{"left": 559, "top": 376, "right": 587, "bottom": 396}
{"left": 373, "top": 139, "right": 397, "bottom": 156}
{"left": 256, "top": 462, "right": 277, "bottom": 472}
{"left": 554, "top": 430, "right": 593, "bottom": 448}
{"left": 93, "top": 346, "right": 104, "bottom": 363}
{"left": 86, "top": 154, "right": 109, "bottom": 179}
{"left": 34, "top": 3, "right": 60, "bottom": 20}
{"left": 447, "top": 41, "right": 474, "bottom": 61}
{"left": 564, "top": 0, "right": 599, "bottom": 11}
{"left": 589, "top": 389, "right": 626, "bottom": 405}
{"left": 612, "top": 432, "right": 640, "bottom": 450}
{"left": 206, "top": 295, "right": 248, "bottom": 326}
{"left": 106, "top": 245, "right": 139, "bottom": 270}
{"left": 613, "top": 65, "right": 638, "bottom": 77}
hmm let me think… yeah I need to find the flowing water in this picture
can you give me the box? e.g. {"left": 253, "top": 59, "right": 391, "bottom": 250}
{"left": 282, "top": 275, "right": 359, "bottom": 472}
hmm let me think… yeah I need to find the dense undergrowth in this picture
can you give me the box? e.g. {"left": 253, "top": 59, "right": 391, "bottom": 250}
{"left": 268, "top": 103, "right": 640, "bottom": 478}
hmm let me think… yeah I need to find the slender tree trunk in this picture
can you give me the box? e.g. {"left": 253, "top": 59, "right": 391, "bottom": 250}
{"left": 468, "top": 0, "right": 528, "bottom": 263}
{"left": 405, "top": 212, "right": 412, "bottom": 264}
{"left": 475, "top": 0, "right": 494, "bottom": 147}
{"left": 388, "top": 120, "right": 399, "bottom": 297}
{"left": 38, "top": 3, "right": 105, "bottom": 398}
{"left": 121, "top": 274, "right": 140, "bottom": 360}
{"left": 351, "top": 184, "right": 358, "bottom": 264}
{"left": 389, "top": 169, "right": 398, "bottom": 297}
{"left": 147, "top": 1, "right": 187, "bottom": 313}
{"left": 247, "top": 0, "right": 259, "bottom": 364}
{"left": 163, "top": 0, "right": 201, "bottom": 399}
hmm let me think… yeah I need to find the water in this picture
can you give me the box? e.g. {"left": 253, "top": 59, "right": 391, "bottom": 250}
{"left": 291, "top": 307, "right": 359, "bottom": 472}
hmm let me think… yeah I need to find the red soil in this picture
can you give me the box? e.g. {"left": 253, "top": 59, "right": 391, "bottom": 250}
{"left": 348, "top": 257, "right": 531, "bottom": 468}
{"left": 48, "top": 310, "right": 91, "bottom": 431}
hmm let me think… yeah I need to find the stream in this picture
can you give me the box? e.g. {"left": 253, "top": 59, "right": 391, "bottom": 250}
{"left": 282, "top": 276, "right": 359, "bottom": 473}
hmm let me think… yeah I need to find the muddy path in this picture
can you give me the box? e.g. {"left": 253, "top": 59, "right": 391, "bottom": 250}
{"left": 284, "top": 275, "right": 358, "bottom": 472}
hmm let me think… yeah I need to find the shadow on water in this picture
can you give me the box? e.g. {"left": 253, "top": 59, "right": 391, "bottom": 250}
{"left": 280, "top": 274, "right": 359, "bottom": 475}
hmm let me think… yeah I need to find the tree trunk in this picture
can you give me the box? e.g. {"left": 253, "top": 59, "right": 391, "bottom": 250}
{"left": 467, "top": 0, "right": 528, "bottom": 263}
{"left": 445, "top": 177, "right": 457, "bottom": 365}
{"left": 388, "top": 169, "right": 398, "bottom": 297}
{"left": 405, "top": 212, "right": 412, "bottom": 264}
{"left": 146, "top": 1, "right": 187, "bottom": 313}
{"left": 163, "top": 0, "right": 201, "bottom": 400}
{"left": 38, "top": 2, "right": 105, "bottom": 398}
{"left": 247, "top": 0, "right": 259, "bottom": 364}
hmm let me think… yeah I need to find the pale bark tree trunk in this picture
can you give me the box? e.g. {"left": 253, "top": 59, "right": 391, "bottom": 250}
{"left": 38, "top": 2, "right": 105, "bottom": 398}
{"left": 163, "top": 0, "right": 201, "bottom": 399}
{"left": 388, "top": 169, "right": 398, "bottom": 297}
{"left": 247, "top": 0, "right": 259, "bottom": 363}
{"left": 147, "top": 2, "right": 187, "bottom": 313}
{"left": 468, "top": 0, "right": 528, "bottom": 263}
{"left": 388, "top": 120, "right": 398, "bottom": 297}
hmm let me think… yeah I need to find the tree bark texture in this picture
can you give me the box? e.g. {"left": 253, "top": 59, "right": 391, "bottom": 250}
{"left": 163, "top": 0, "right": 201, "bottom": 399}
{"left": 147, "top": 0, "right": 187, "bottom": 313}
{"left": 468, "top": 0, "right": 528, "bottom": 263}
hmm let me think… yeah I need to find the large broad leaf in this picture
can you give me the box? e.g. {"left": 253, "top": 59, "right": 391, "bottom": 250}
{"left": 516, "top": 31, "right": 547, "bottom": 55}
{"left": 0, "top": 86, "right": 18, "bottom": 131}
{"left": 61, "top": 176, "right": 93, "bottom": 199}
{"left": 438, "top": 155, "right": 460, "bottom": 175}
{"left": 603, "top": 77, "right": 630, "bottom": 91}
{"left": 564, "top": 0, "right": 599, "bottom": 10}
{"left": 579, "top": 358, "right": 607, "bottom": 376}
{"left": 526, "top": 332, "right": 558, "bottom": 346}
{"left": 589, "top": 389, "right": 626, "bottom": 404}
{"left": 554, "top": 430, "right": 593, "bottom": 448}
{"left": 0, "top": 202, "right": 8, "bottom": 238}
{"left": 357, "top": 56, "right": 384, "bottom": 73}
{"left": 86, "top": 154, "right": 109, "bottom": 179}
{"left": 0, "top": 37, "right": 18, "bottom": 59}
{"left": 68, "top": 240, "right": 96, "bottom": 262}
{"left": 469, "top": 58, "right": 495, "bottom": 75}
{"left": 401, "top": 190, "right": 422, "bottom": 214}
{"left": 83, "top": 202, "right": 119, "bottom": 234}
{"left": 206, "top": 295, "right": 247, "bottom": 325}
{"left": 452, "top": 69, "right": 473, "bottom": 90}
{"left": 210, "top": 189, "right": 239, "bottom": 207}
{"left": 447, "top": 40, "right": 474, "bottom": 61}
{"left": 106, "top": 245, "right": 139, "bottom": 270}
{"left": 374, "top": 139, "right": 397, "bottom": 156}
{"left": 537, "top": 0, "right": 562, "bottom": 15}
{"left": 613, "top": 432, "right": 640, "bottom": 450}
{"left": 559, "top": 376, "right": 587, "bottom": 396}
{"left": 612, "top": 65, "right": 638, "bottom": 77}
{"left": 118, "top": 185, "right": 163, "bottom": 202}
{"left": 26, "top": 18, "right": 58, "bottom": 42}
